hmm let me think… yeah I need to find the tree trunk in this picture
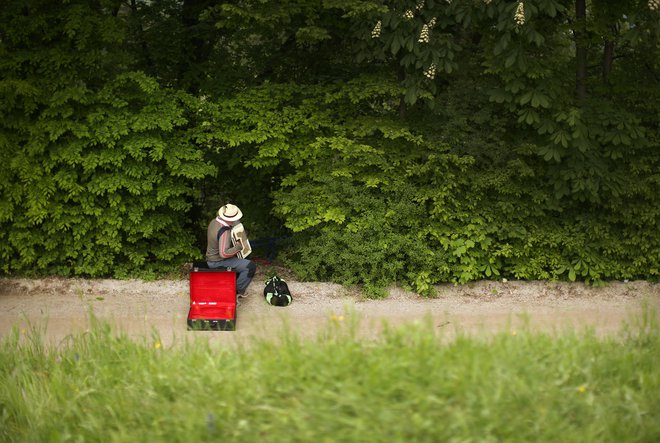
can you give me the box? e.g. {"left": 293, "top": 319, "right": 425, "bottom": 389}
{"left": 129, "top": 0, "right": 153, "bottom": 70}
{"left": 602, "top": 25, "right": 617, "bottom": 84}
{"left": 602, "top": 40, "right": 614, "bottom": 83}
{"left": 180, "top": 0, "right": 217, "bottom": 93}
{"left": 398, "top": 68, "right": 407, "bottom": 120}
{"left": 575, "top": 0, "right": 587, "bottom": 100}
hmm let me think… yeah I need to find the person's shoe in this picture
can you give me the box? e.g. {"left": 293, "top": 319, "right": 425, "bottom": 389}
{"left": 237, "top": 291, "right": 248, "bottom": 298}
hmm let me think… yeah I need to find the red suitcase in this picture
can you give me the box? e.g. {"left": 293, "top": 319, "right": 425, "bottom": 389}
{"left": 188, "top": 264, "right": 237, "bottom": 331}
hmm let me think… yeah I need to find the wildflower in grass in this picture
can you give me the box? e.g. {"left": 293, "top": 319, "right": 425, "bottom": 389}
{"left": 330, "top": 313, "right": 345, "bottom": 322}
{"left": 154, "top": 341, "right": 161, "bottom": 349}
{"left": 511, "top": 330, "right": 517, "bottom": 336}
{"left": 649, "top": 0, "right": 659, "bottom": 10}
{"left": 577, "top": 385, "right": 587, "bottom": 394}
{"left": 423, "top": 64, "right": 436, "bottom": 79}
{"left": 371, "top": 21, "right": 382, "bottom": 38}
{"left": 514, "top": 1, "right": 525, "bottom": 26}
{"left": 419, "top": 24, "right": 430, "bottom": 43}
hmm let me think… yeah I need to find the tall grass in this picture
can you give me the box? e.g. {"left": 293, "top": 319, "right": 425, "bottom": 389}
{"left": 1, "top": 312, "right": 658, "bottom": 443}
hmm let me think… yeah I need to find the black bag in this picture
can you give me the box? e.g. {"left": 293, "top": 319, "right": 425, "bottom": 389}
{"left": 264, "top": 276, "right": 292, "bottom": 307}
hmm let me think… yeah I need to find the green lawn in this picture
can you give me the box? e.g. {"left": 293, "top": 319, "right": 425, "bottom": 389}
{"left": 1, "top": 311, "right": 658, "bottom": 442}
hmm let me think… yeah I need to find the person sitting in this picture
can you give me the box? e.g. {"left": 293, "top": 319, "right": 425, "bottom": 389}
{"left": 206, "top": 204, "right": 256, "bottom": 297}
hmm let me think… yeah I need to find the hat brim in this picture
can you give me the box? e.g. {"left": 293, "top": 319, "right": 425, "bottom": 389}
{"left": 219, "top": 209, "right": 243, "bottom": 222}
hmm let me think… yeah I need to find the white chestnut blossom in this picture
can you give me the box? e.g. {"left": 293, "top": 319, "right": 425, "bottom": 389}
{"left": 371, "top": 21, "right": 382, "bottom": 38}
{"left": 424, "top": 64, "right": 437, "bottom": 79}
{"left": 418, "top": 24, "right": 430, "bottom": 43}
{"left": 514, "top": 1, "right": 525, "bottom": 26}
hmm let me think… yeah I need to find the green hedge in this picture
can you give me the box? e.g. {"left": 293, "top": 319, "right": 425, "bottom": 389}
{"left": 1, "top": 1, "right": 658, "bottom": 291}
{"left": 0, "top": 73, "right": 214, "bottom": 277}
{"left": 0, "top": 2, "right": 214, "bottom": 277}
{"left": 208, "top": 81, "right": 659, "bottom": 297}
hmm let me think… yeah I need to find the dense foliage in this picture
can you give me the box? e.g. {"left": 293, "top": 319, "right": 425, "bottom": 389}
{"left": 1, "top": 0, "right": 658, "bottom": 293}
{"left": 0, "top": 1, "right": 215, "bottom": 277}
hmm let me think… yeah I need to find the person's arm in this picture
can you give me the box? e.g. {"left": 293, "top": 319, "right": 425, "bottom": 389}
{"left": 219, "top": 229, "right": 242, "bottom": 258}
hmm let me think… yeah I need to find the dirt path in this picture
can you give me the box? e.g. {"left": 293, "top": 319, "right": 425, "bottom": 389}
{"left": 1, "top": 273, "right": 658, "bottom": 347}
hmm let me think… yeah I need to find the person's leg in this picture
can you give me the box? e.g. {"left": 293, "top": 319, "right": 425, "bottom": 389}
{"left": 211, "top": 257, "right": 256, "bottom": 294}
{"left": 206, "top": 261, "right": 228, "bottom": 269}
{"left": 233, "top": 259, "right": 256, "bottom": 295}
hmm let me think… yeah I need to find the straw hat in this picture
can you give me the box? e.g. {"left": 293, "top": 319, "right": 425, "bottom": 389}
{"left": 218, "top": 204, "right": 243, "bottom": 222}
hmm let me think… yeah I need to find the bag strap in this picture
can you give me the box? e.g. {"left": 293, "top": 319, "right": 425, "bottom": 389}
{"left": 217, "top": 225, "right": 231, "bottom": 242}
{"left": 265, "top": 276, "right": 280, "bottom": 299}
